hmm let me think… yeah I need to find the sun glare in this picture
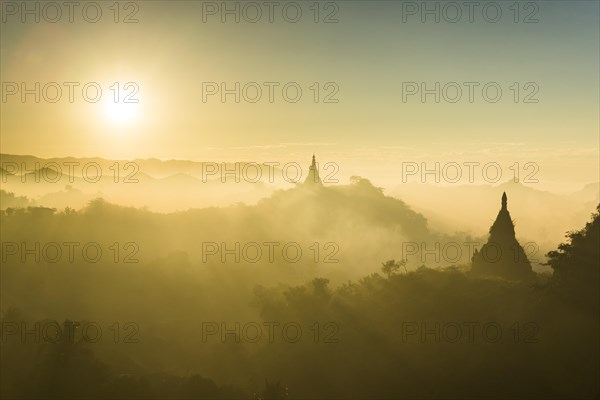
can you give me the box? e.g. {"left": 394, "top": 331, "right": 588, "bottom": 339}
{"left": 104, "top": 99, "right": 140, "bottom": 126}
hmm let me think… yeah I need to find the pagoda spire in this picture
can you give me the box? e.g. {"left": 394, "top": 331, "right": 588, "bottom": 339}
{"left": 304, "top": 154, "right": 321, "bottom": 184}
{"left": 501, "top": 192, "right": 507, "bottom": 210}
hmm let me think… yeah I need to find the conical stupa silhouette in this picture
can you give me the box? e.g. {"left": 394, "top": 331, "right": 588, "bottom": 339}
{"left": 471, "top": 192, "right": 536, "bottom": 282}
{"left": 304, "top": 154, "right": 322, "bottom": 185}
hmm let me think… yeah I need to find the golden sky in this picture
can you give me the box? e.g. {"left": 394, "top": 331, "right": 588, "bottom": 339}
{"left": 1, "top": 1, "right": 598, "bottom": 188}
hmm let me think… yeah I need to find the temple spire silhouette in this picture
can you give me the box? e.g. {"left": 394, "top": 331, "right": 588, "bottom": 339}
{"left": 471, "top": 192, "right": 536, "bottom": 282}
{"left": 304, "top": 154, "right": 321, "bottom": 185}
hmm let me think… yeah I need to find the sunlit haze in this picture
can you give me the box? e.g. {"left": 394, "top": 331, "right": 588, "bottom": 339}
{"left": 1, "top": 1, "right": 598, "bottom": 399}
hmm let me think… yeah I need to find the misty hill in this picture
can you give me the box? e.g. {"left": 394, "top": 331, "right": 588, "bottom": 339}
{"left": 0, "top": 154, "right": 287, "bottom": 181}
{"left": 0, "top": 154, "right": 290, "bottom": 211}
{"left": 0, "top": 177, "right": 474, "bottom": 286}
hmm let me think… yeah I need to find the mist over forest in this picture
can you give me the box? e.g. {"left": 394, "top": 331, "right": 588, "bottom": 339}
{"left": 1, "top": 154, "right": 598, "bottom": 399}
{"left": 1, "top": 1, "right": 599, "bottom": 397}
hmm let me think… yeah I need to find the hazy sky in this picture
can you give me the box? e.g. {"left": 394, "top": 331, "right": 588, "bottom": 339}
{"left": 1, "top": 1, "right": 598, "bottom": 187}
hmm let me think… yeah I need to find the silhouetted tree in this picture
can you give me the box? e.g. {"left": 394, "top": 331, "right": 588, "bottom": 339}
{"left": 381, "top": 259, "right": 407, "bottom": 278}
{"left": 260, "top": 379, "right": 288, "bottom": 400}
{"left": 311, "top": 278, "right": 331, "bottom": 299}
{"left": 547, "top": 204, "right": 600, "bottom": 310}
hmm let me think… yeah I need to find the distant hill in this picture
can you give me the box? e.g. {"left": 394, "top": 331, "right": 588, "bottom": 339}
{"left": 0, "top": 154, "right": 285, "bottom": 211}
{"left": 0, "top": 154, "right": 286, "bottom": 181}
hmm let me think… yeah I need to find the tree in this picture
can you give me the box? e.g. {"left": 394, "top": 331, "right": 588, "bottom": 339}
{"left": 547, "top": 204, "right": 599, "bottom": 309}
{"left": 260, "top": 379, "right": 288, "bottom": 400}
{"left": 381, "top": 259, "right": 407, "bottom": 278}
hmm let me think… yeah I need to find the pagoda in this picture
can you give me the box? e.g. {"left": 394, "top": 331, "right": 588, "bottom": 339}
{"left": 304, "top": 154, "right": 322, "bottom": 185}
{"left": 471, "top": 192, "right": 536, "bottom": 282}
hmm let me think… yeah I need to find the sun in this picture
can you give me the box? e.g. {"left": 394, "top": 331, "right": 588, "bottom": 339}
{"left": 104, "top": 99, "right": 140, "bottom": 126}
